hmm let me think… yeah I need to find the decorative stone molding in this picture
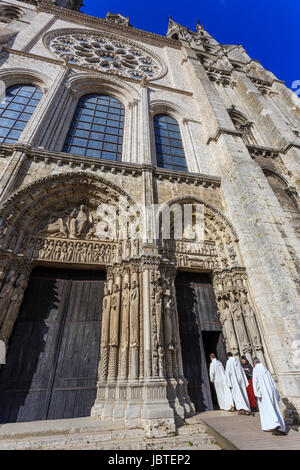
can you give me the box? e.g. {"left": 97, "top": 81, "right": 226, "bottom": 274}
{"left": 0, "top": 68, "right": 51, "bottom": 93}
{"left": 64, "top": 71, "right": 141, "bottom": 103}
{"left": 0, "top": 143, "right": 221, "bottom": 189}
{"left": 33, "top": 1, "right": 182, "bottom": 49}
{"left": 248, "top": 76, "right": 275, "bottom": 96}
{"left": 206, "top": 127, "right": 244, "bottom": 145}
{"left": 0, "top": 4, "right": 23, "bottom": 24}
{"left": 206, "top": 67, "right": 237, "bottom": 88}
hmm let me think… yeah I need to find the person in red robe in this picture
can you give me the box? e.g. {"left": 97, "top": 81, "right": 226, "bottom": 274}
{"left": 240, "top": 356, "right": 257, "bottom": 412}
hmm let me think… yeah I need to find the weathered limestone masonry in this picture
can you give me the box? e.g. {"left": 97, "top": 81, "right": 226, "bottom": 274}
{"left": 0, "top": 1, "right": 298, "bottom": 436}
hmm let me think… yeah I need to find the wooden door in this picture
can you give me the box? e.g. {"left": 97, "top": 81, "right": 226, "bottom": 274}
{"left": 0, "top": 267, "right": 105, "bottom": 423}
{"left": 175, "top": 272, "right": 225, "bottom": 412}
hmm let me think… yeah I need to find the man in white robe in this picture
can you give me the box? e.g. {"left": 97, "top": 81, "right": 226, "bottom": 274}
{"left": 252, "top": 358, "right": 286, "bottom": 435}
{"left": 225, "top": 352, "right": 251, "bottom": 415}
{"left": 209, "top": 354, "right": 234, "bottom": 411}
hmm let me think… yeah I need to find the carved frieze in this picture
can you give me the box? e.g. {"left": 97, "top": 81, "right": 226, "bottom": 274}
{"left": 25, "top": 236, "right": 118, "bottom": 265}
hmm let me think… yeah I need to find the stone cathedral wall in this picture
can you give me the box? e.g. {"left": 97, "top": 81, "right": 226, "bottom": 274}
{"left": 0, "top": 0, "right": 299, "bottom": 428}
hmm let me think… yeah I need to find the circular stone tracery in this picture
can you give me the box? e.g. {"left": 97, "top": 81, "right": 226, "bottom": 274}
{"left": 48, "top": 31, "right": 163, "bottom": 80}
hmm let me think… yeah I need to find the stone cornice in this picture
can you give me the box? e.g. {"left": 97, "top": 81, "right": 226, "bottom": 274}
{"left": 246, "top": 144, "right": 280, "bottom": 159}
{"left": 247, "top": 143, "right": 300, "bottom": 157}
{"left": 0, "top": 143, "right": 221, "bottom": 189}
{"left": 207, "top": 128, "right": 243, "bottom": 145}
{"left": 1, "top": 47, "right": 192, "bottom": 96}
{"left": 32, "top": 1, "right": 181, "bottom": 49}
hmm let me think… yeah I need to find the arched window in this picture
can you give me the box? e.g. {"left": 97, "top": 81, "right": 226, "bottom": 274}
{"left": 154, "top": 114, "right": 188, "bottom": 172}
{"left": 63, "top": 94, "right": 124, "bottom": 161}
{"left": 0, "top": 85, "right": 43, "bottom": 144}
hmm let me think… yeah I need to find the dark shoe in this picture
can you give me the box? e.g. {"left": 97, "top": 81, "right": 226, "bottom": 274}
{"left": 238, "top": 410, "right": 245, "bottom": 415}
{"left": 272, "top": 430, "right": 286, "bottom": 436}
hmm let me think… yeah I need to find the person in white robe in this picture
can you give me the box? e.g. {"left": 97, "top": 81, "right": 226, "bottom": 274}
{"left": 225, "top": 353, "right": 251, "bottom": 415}
{"left": 209, "top": 354, "right": 234, "bottom": 411}
{"left": 252, "top": 358, "right": 286, "bottom": 435}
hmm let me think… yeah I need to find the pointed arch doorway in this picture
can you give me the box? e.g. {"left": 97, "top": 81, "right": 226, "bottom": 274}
{"left": 0, "top": 266, "right": 105, "bottom": 423}
{"left": 176, "top": 271, "right": 227, "bottom": 412}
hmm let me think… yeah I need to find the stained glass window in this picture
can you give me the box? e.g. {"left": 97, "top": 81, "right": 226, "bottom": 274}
{"left": 154, "top": 114, "right": 187, "bottom": 172}
{"left": 0, "top": 85, "right": 43, "bottom": 144}
{"left": 63, "top": 94, "right": 124, "bottom": 161}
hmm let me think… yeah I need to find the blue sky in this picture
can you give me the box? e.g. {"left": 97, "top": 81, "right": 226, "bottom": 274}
{"left": 82, "top": 0, "right": 299, "bottom": 91}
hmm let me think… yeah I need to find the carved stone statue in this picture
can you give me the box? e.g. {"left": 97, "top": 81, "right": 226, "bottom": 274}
{"left": 0, "top": 270, "right": 17, "bottom": 326}
{"left": 109, "top": 284, "right": 121, "bottom": 347}
{"left": 101, "top": 285, "right": 111, "bottom": 348}
{"left": 45, "top": 240, "right": 55, "bottom": 260}
{"left": 69, "top": 204, "right": 91, "bottom": 238}
{"left": 218, "top": 298, "right": 239, "bottom": 354}
{"left": 163, "top": 281, "right": 177, "bottom": 351}
{"left": 120, "top": 278, "right": 130, "bottom": 349}
{"left": 0, "top": 273, "right": 28, "bottom": 344}
{"left": 40, "top": 213, "right": 68, "bottom": 238}
{"left": 229, "top": 291, "right": 251, "bottom": 354}
{"left": 40, "top": 205, "right": 94, "bottom": 240}
{"left": 239, "top": 291, "right": 262, "bottom": 349}
{"left": 132, "top": 238, "right": 139, "bottom": 258}
{"left": 155, "top": 278, "right": 164, "bottom": 348}
{"left": 129, "top": 278, "right": 139, "bottom": 348}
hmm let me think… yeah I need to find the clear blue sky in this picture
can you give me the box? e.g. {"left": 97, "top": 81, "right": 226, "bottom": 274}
{"left": 82, "top": 0, "right": 299, "bottom": 90}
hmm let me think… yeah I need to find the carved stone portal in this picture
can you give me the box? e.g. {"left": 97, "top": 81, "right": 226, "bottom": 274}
{"left": 0, "top": 173, "right": 267, "bottom": 434}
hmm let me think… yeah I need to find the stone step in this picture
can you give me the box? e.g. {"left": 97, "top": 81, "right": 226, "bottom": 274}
{"left": 0, "top": 416, "right": 220, "bottom": 450}
{"left": 0, "top": 431, "right": 219, "bottom": 450}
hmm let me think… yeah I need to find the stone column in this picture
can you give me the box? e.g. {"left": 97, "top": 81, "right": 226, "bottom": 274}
{"left": 139, "top": 79, "right": 152, "bottom": 165}
{"left": 21, "top": 67, "right": 71, "bottom": 147}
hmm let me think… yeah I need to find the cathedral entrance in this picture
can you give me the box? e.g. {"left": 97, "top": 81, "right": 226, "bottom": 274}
{"left": 0, "top": 266, "right": 105, "bottom": 424}
{"left": 176, "top": 272, "right": 227, "bottom": 412}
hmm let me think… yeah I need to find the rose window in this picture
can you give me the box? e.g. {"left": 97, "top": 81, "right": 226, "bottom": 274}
{"left": 48, "top": 33, "right": 162, "bottom": 80}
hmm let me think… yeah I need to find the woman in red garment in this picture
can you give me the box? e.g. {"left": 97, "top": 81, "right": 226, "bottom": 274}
{"left": 240, "top": 356, "right": 257, "bottom": 412}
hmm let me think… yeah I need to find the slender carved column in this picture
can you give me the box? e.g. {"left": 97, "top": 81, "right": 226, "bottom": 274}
{"left": 108, "top": 271, "right": 121, "bottom": 381}
{"left": 119, "top": 270, "right": 130, "bottom": 380}
{"left": 139, "top": 78, "right": 152, "bottom": 165}
{"left": 129, "top": 268, "right": 140, "bottom": 379}
{"left": 98, "top": 276, "right": 113, "bottom": 382}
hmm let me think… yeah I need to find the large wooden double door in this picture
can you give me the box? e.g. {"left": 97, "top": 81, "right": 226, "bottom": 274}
{"left": 176, "top": 272, "right": 227, "bottom": 412}
{"left": 0, "top": 267, "right": 105, "bottom": 423}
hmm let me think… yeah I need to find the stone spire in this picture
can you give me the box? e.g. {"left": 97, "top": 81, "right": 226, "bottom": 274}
{"left": 166, "top": 17, "right": 219, "bottom": 49}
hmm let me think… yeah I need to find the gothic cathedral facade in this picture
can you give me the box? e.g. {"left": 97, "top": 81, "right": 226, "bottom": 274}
{"left": 0, "top": 0, "right": 299, "bottom": 435}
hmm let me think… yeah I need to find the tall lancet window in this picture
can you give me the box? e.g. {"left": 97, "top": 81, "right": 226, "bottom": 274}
{"left": 63, "top": 94, "right": 124, "bottom": 160}
{"left": 154, "top": 114, "right": 188, "bottom": 172}
{"left": 0, "top": 85, "right": 43, "bottom": 144}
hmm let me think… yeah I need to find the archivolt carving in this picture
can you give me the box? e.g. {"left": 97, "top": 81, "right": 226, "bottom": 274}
{"left": 44, "top": 28, "right": 166, "bottom": 81}
{"left": 0, "top": 172, "right": 142, "bottom": 263}
{"left": 159, "top": 196, "right": 240, "bottom": 271}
